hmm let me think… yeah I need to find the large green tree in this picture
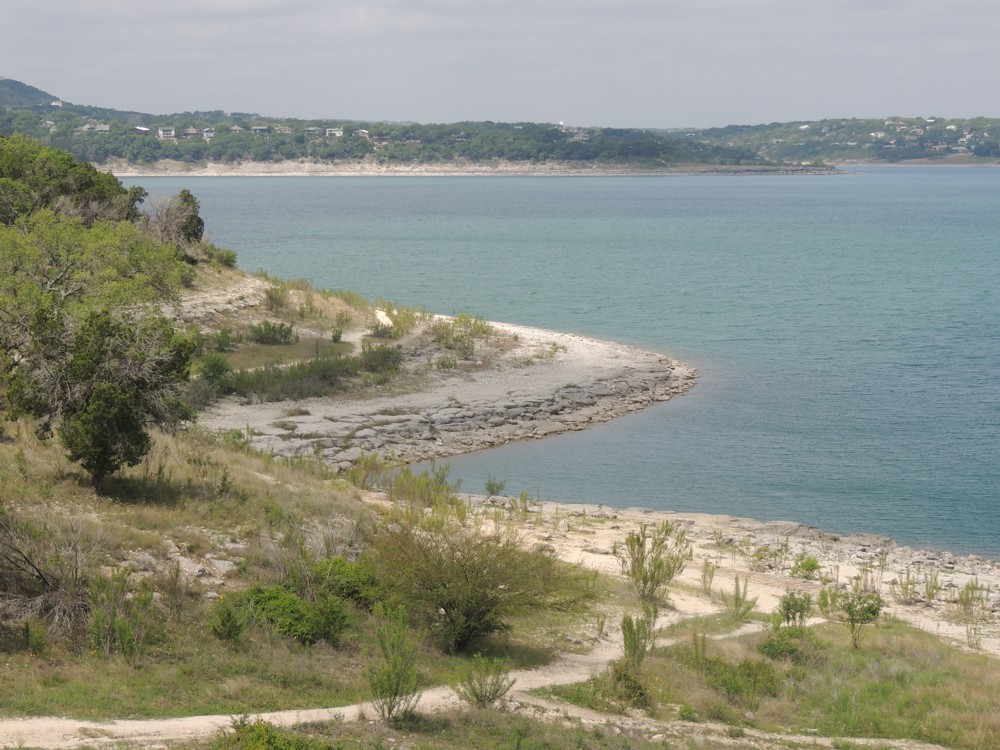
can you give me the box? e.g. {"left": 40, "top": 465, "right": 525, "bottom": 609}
{"left": 0, "top": 209, "right": 193, "bottom": 488}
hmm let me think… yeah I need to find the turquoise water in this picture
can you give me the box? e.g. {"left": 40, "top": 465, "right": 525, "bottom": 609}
{"left": 133, "top": 169, "right": 1000, "bottom": 556}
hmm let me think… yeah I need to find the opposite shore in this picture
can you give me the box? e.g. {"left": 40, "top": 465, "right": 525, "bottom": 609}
{"left": 105, "top": 157, "right": 837, "bottom": 178}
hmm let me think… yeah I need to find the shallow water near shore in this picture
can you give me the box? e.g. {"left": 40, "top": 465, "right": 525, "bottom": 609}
{"left": 133, "top": 168, "right": 1000, "bottom": 557}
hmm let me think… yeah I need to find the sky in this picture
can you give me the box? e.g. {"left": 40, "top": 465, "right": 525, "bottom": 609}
{"left": 3, "top": 0, "right": 998, "bottom": 128}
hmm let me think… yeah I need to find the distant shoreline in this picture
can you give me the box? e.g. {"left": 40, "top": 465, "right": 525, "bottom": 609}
{"left": 103, "top": 157, "right": 837, "bottom": 178}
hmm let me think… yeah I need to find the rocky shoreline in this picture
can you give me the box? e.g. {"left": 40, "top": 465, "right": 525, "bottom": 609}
{"left": 198, "top": 320, "right": 697, "bottom": 470}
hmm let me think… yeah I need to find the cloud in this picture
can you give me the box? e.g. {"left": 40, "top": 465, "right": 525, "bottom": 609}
{"left": 4, "top": 0, "right": 999, "bottom": 126}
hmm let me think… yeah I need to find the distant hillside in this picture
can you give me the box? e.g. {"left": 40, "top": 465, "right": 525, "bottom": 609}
{"left": 2, "top": 77, "right": 998, "bottom": 167}
{"left": 0, "top": 77, "right": 57, "bottom": 109}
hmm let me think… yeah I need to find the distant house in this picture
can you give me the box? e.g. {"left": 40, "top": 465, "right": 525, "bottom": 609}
{"left": 157, "top": 126, "right": 176, "bottom": 140}
{"left": 202, "top": 128, "right": 216, "bottom": 141}
{"left": 95, "top": 123, "right": 110, "bottom": 134}
{"left": 275, "top": 124, "right": 293, "bottom": 134}
{"left": 251, "top": 125, "right": 270, "bottom": 136}
{"left": 181, "top": 127, "right": 200, "bottom": 139}
{"left": 130, "top": 126, "right": 151, "bottom": 136}
{"left": 326, "top": 127, "right": 344, "bottom": 137}
{"left": 230, "top": 125, "right": 245, "bottom": 133}
{"left": 305, "top": 126, "right": 323, "bottom": 136}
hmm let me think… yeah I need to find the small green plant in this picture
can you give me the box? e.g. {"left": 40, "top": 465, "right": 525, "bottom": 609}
{"left": 364, "top": 603, "right": 423, "bottom": 724}
{"left": 923, "top": 568, "right": 942, "bottom": 602}
{"left": 818, "top": 584, "right": 841, "bottom": 619}
{"left": 890, "top": 568, "right": 919, "bottom": 605}
{"left": 841, "top": 590, "right": 885, "bottom": 648}
{"left": 776, "top": 590, "right": 812, "bottom": 627}
{"left": 210, "top": 596, "right": 247, "bottom": 643}
{"left": 790, "top": 553, "right": 821, "bottom": 580}
{"left": 453, "top": 654, "right": 516, "bottom": 708}
{"left": 264, "top": 284, "right": 289, "bottom": 311}
{"left": 484, "top": 475, "right": 507, "bottom": 498}
{"left": 700, "top": 558, "right": 717, "bottom": 595}
{"left": 616, "top": 520, "right": 690, "bottom": 603}
{"left": 721, "top": 575, "right": 758, "bottom": 622}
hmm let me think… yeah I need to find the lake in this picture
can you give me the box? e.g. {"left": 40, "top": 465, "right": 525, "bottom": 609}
{"left": 131, "top": 168, "right": 1000, "bottom": 557}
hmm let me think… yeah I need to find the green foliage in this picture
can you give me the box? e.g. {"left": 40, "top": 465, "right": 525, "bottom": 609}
{"left": 89, "top": 571, "right": 164, "bottom": 661}
{"left": 776, "top": 590, "right": 812, "bottom": 627}
{"left": 364, "top": 603, "right": 423, "bottom": 724}
{"left": 228, "top": 355, "right": 360, "bottom": 402}
{"left": 790, "top": 553, "right": 821, "bottom": 580}
{"left": 757, "top": 625, "right": 825, "bottom": 665}
{"left": 200, "top": 353, "right": 234, "bottom": 390}
{"left": 484, "top": 475, "right": 506, "bottom": 498}
{"left": 244, "top": 584, "right": 349, "bottom": 646}
{"left": 360, "top": 339, "right": 403, "bottom": 375}
{"left": 818, "top": 584, "right": 841, "bottom": 618}
{"left": 0, "top": 133, "right": 145, "bottom": 223}
{"left": 701, "top": 656, "right": 780, "bottom": 710}
{"left": 720, "top": 576, "right": 757, "bottom": 622}
{"left": 369, "top": 512, "right": 591, "bottom": 653}
{"left": 213, "top": 717, "right": 330, "bottom": 750}
{"left": 840, "top": 591, "right": 885, "bottom": 648}
{"left": 615, "top": 521, "right": 690, "bottom": 603}
{"left": 248, "top": 320, "right": 297, "bottom": 345}
{"left": 308, "top": 556, "right": 379, "bottom": 610}
{"left": 5, "top": 308, "right": 194, "bottom": 488}
{"left": 453, "top": 654, "right": 516, "bottom": 708}
{"left": 210, "top": 597, "right": 247, "bottom": 643}
{"left": 431, "top": 314, "right": 493, "bottom": 359}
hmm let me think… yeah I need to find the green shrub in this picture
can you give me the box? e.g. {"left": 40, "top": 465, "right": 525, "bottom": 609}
{"left": 89, "top": 571, "right": 164, "bottom": 661}
{"left": 245, "top": 585, "right": 349, "bottom": 645}
{"left": 453, "top": 654, "right": 516, "bottom": 708}
{"left": 790, "top": 553, "right": 821, "bottom": 580}
{"left": 210, "top": 596, "right": 247, "bottom": 643}
{"left": 310, "top": 556, "right": 379, "bottom": 609}
{"left": 776, "top": 590, "right": 812, "bottom": 627}
{"left": 757, "top": 625, "right": 825, "bottom": 665}
{"left": 369, "top": 513, "right": 591, "bottom": 653}
{"left": 200, "top": 353, "right": 233, "bottom": 390}
{"left": 365, "top": 604, "right": 423, "bottom": 724}
{"left": 264, "top": 285, "right": 289, "bottom": 311}
{"left": 615, "top": 520, "right": 690, "bottom": 603}
{"left": 213, "top": 717, "right": 325, "bottom": 750}
{"left": 841, "top": 591, "right": 885, "bottom": 648}
{"left": 721, "top": 575, "right": 757, "bottom": 622}
{"left": 248, "top": 320, "right": 297, "bottom": 345}
{"left": 703, "top": 656, "right": 779, "bottom": 709}
{"left": 360, "top": 340, "right": 403, "bottom": 373}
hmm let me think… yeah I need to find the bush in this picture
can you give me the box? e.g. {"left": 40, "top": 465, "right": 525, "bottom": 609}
{"left": 615, "top": 520, "right": 690, "bottom": 603}
{"left": 453, "top": 654, "right": 516, "bottom": 708}
{"left": 200, "top": 353, "right": 233, "bottom": 390}
{"left": 757, "top": 625, "right": 825, "bottom": 665}
{"left": 210, "top": 596, "right": 247, "bottom": 643}
{"left": 360, "top": 340, "right": 403, "bottom": 374}
{"left": 368, "top": 512, "right": 591, "bottom": 653}
{"left": 89, "top": 571, "right": 164, "bottom": 662}
{"left": 309, "top": 556, "right": 379, "bottom": 610}
{"left": 841, "top": 590, "right": 885, "bottom": 648}
{"left": 790, "top": 553, "right": 821, "bottom": 580}
{"left": 213, "top": 717, "right": 325, "bottom": 750}
{"left": 248, "top": 320, "right": 297, "bottom": 345}
{"left": 365, "top": 604, "right": 422, "bottom": 724}
{"left": 776, "top": 590, "right": 812, "bottom": 627}
{"left": 244, "top": 585, "right": 349, "bottom": 645}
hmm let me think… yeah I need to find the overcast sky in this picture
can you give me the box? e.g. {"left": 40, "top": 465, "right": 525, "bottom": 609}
{"left": 3, "top": 0, "right": 998, "bottom": 128}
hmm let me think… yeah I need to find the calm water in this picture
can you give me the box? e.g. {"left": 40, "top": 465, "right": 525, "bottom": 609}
{"left": 134, "top": 169, "right": 1000, "bottom": 557}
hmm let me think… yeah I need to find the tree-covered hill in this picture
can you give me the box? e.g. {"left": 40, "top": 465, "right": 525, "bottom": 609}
{"left": 3, "top": 78, "right": 998, "bottom": 166}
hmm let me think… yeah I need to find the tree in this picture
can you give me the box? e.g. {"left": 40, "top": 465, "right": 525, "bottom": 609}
{"left": 0, "top": 208, "right": 193, "bottom": 489}
{"left": 5, "top": 308, "right": 194, "bottom": 489}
